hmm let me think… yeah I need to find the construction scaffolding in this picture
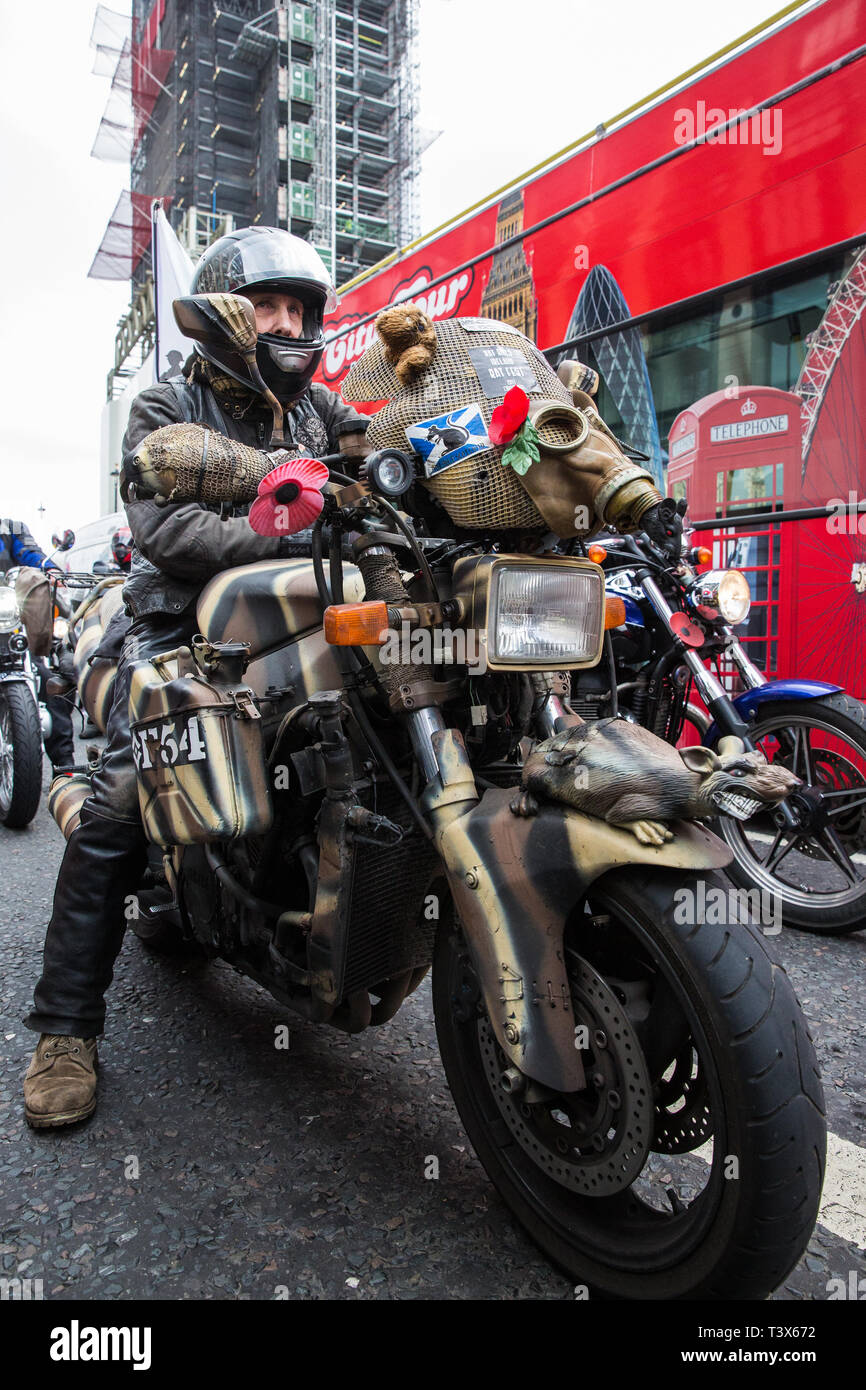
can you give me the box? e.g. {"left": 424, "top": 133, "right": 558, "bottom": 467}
{"left": 89, "top": 0, "right": 420, "bottom": 395}
{"left": 328, "top": 0, "right": 420, "bottom": 283}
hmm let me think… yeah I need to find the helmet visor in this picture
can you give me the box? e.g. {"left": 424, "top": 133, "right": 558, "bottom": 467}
{"left": 229, "top": 236, "right": 338, "bottom": 313}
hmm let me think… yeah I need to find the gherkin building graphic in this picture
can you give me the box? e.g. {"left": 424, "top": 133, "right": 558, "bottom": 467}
{"left": 562, "top": 265, "right": 664, "bottom": 489}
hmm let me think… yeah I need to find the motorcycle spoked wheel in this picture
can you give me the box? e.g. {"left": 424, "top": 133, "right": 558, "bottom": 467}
{"left": 432, "top": 866, "right": 826, "bottom": 1300}
{"left": 0, "top": 684, "right": 43, "bottom": 828}
{"left": 714, "top": 694, "right": 866, "bottom": 936}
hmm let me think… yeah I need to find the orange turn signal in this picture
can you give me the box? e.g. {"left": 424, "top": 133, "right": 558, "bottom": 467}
{"left": 323, "top": 601, "right": 389, "bottom": 646}
{"left": 604, "top": 595, "right": 626, "bottom": 629}
{"left": 696, "top": 546, "right": 712, "bottom": 566}
{"left": 587, "top": 543, "right": 608, "bottom": 563}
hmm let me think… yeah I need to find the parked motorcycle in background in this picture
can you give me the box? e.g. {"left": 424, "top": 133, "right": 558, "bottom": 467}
{"left": 572, "top": 523, "right": 866, "bottom": 935}
{"left": 0, "top": 569, "right": 46, "bottom": 827}
{"left": 47, "top": 571, "right": 127, "bottom": 740}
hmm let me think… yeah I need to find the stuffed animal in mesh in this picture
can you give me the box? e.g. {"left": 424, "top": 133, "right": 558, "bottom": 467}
{"left": 342, "top": 308, "right": 661, "bottom": 539}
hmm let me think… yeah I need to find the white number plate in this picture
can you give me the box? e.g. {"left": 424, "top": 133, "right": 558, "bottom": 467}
{"left": 133, "top": 716, "right": 208, "bottom": 771}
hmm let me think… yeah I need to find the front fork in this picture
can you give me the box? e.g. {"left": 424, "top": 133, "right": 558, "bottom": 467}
{"left": 353, "top": 544, "right": 591, "bottom": 1090}
{"left": 722, "top": 629, "right": 766, "bottom": 692}
{"left": 639, "top": 574, "right": 800, "bottom": 830}
{"left": 351, "top": 543, "right": 481, "bottom": 830}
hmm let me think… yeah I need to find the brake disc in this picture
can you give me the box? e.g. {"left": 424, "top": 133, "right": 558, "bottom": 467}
{"left": 651, "top": 1041, "right": 713, "bottom": 1154}
{"left": 803, "top": 749, "right": 866, "bottom": 856}
{"left": 479, "top": 954, "right": 653, "bottom": 1196}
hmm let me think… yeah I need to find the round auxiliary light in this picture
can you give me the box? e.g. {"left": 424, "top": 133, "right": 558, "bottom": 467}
{"left": 691, "top": 569, "right": 752, "bottom": 625}
{"left": 365, "top": 449, "right": 415, "bottom": 497}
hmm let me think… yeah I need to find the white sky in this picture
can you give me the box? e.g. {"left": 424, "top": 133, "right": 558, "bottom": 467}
{"left": 0, "top": 0, "right": 792, "bottom": 550}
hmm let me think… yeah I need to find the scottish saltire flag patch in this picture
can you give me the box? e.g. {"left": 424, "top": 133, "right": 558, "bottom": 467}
{"left": 405, "top": 404, "right": 492, "bottom": 477}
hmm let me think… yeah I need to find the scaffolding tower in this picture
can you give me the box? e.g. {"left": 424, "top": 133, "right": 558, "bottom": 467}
{"left": 90, "top": 0, "right": 420, "bottom": 394}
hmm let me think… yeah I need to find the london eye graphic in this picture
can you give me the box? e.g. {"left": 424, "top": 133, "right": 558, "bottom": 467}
{"left": 559, "top": 265, "right": 664, "bottom": 490}
{"left": 792, "top": 244, "right": 866, "bottom": 694}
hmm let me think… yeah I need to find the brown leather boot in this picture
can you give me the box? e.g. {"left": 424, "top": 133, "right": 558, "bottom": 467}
{"left": 23, "top": 1035, "right": 98, "bottom": 1128}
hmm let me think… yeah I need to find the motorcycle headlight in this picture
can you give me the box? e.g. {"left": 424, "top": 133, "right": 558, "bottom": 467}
{"left": 452, "top": 556, "right": 605, "bottom": 670}
{"left": 0, "top": 586, "right": 20, "bottom": 633}
{"left": 54, "top": 616, "right": 69, "bottom": 640}
{"left": 690, "top": 569, "right": 752, "bottom": 625}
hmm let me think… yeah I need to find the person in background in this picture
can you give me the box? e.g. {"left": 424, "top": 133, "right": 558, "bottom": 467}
{"left": 92, "top": 526, "right": 133, "bottom": 576}
{"left": 0, "top": 516, "right": 75, "bottom": 773}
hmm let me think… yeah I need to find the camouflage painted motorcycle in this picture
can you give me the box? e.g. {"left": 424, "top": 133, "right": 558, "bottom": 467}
{"left": 50, "top": 297, "right": 826, "bottom": 1300}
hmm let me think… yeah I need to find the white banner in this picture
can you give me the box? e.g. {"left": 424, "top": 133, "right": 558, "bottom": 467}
{"left": 151, "top": 202, "right": 195, "bottom": 383}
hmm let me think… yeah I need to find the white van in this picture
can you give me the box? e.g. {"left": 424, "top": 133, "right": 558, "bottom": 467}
{"left": 56, "top": 512, "right": 126, "bottom": 574}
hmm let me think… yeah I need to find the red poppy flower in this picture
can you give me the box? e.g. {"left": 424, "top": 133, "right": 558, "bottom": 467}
{"left": 249, "top": 456, "right": 329, "bottom": 536}
{"left": 489, "top": 385, "right": 531, "bottom": 446}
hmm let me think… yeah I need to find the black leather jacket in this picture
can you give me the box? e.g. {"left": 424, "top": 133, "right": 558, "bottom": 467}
{"left": 120, "top": 376, "right": 365, "bottom": 620}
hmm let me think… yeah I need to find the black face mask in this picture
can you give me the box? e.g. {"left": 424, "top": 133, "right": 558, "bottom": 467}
{"left": 255, "top": 335, "right": 324, "bottom": 403}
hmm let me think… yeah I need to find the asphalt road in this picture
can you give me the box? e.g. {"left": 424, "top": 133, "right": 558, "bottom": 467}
{"left": 1, "top": 743, "right": 864, "bottom": 1302}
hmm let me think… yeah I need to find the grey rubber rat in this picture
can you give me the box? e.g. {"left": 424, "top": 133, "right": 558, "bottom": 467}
{"left": 510, "top": 718, "right": 800, "bottom": 845}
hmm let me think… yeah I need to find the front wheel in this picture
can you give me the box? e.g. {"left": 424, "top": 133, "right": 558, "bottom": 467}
{"left": 0, "top": 682, "right": 43, "bottom": 828}
{"left": 714, "top": 694, "right": 866, "bottom": 935}
{"left": 433, "top": 866, "right": 826, "bottom": 1299}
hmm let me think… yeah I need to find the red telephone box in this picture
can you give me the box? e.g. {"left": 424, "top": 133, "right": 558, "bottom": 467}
{"left": 669, "top": 384, "right": 864, "bottom": 695}
{"left": 668, "top": 387, "right": 802, "bottom": 686}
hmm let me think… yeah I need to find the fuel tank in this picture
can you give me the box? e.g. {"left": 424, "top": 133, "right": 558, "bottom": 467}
{"left": 196, "top": 558, "right": 368, "bottom": 705}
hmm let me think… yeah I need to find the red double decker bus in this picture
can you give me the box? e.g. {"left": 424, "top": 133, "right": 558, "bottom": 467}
{"left": 319, "top": 0, "right": 866, "bottom": 693}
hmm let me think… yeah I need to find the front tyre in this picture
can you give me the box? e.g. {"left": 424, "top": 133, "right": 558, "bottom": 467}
{"left": 433, "top": 866, "right": 826, "bottom": 1299}
{"left": 716, "top": 694, "right": 866, "bottom": 935}
{"left": 0, "top": 683, "right": 43, "bottom": 828}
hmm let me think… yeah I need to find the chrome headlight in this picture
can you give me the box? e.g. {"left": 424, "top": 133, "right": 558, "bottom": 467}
{"left": 690, "top": 569, "right": 752, "bottom": 625}
{"left": 453, "top": 556, "right": 605, "bottom": 670}
{"left": 53, "top": 616, "right": 69, "bottom": 641}
{"left": 0, "top": 585, "right": 20, "bottom": 633}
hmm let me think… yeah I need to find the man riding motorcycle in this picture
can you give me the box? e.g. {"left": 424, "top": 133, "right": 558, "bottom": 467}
{"left": 22, "top": 227, "right": 368, "bottom": 1128}
{"left": 1, "top": 515, "right": 75, "bottom": 774}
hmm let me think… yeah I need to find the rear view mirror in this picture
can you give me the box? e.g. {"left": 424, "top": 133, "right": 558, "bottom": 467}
{"left": 173, "top": 293, "right": 259, "bottom": 355}
{"left": 52, "top": 529, "right": 75, "bottom": 552}
{"left": 172, "top": 292, "right": 286, "bottom": 443}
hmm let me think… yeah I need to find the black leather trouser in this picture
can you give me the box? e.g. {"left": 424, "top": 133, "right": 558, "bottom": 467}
{"left": 25, "top": 612, "right": 196, "bottom": 1037}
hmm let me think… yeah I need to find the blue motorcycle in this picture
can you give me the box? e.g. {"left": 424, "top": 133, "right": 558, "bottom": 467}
{"left": 570, "top": 531, "right": 866, "bottom": 935}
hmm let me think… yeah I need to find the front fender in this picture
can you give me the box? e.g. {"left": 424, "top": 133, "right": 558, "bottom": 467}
{"left": 705, "top": 679, "right": 842, "bottom": 746}
{"left": 436, "top": 788, "right": 731, "bottom": 1094}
